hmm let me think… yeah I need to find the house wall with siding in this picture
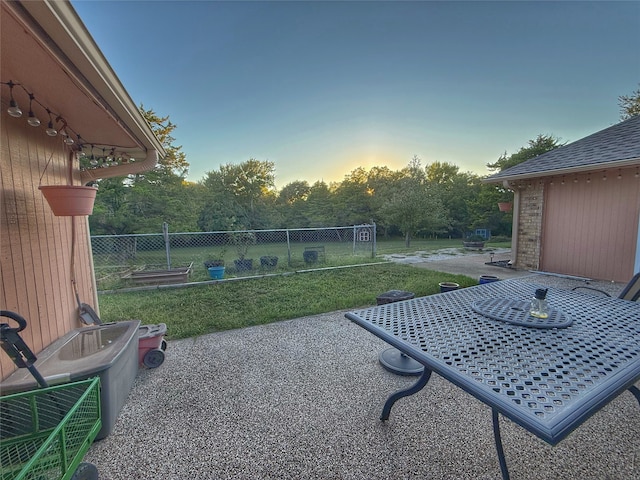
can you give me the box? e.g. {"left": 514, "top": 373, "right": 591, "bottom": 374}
{"left": 1, "top": 111, "right": 96, "bottom": 380}
{"left": 511, "top": 167, "right": 640, "bottom": 282}
{"left": 540, "top": 168, "right": 640, "bottom": 282}
{"left": 515, "top": 182, "right": 545, "bottom": 271}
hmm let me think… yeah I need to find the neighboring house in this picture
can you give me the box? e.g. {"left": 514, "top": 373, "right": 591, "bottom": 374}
{"left": 485, "top": 115, "right": 640, "bottom": 283}
{"left": 1, "top": 1, "right": 165, "bottom": 379}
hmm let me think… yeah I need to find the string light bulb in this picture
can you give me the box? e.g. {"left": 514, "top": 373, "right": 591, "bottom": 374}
{"left": 4, "top": 80, "right": 131, "bottom": 171}
{"left": 27, "top": 93, "right": 40, "bottom": 127}
{"left": 59, "top": 126, "right": 74, "bottom": 144}
{"left": 6, "top": 80, "right": 22, "bottom": 117}
{"left": 45, "top": 109, "right": 57, "bottom": 136}
{"left": 89, "top": 145, "right": 98, "bottom": 166}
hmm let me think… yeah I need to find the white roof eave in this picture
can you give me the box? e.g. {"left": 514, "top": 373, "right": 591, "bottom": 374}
{"left": 483, "top": 158, "right": 640, "bottom": 184}
{"left": 14, "top": 0, "right": 165, "bottom": 161}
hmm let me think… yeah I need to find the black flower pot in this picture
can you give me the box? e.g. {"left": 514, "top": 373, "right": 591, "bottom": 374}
{"left": 260, "top": 256, "right": 278, "bottom": 269}
{"left": 234, "top": 259, "right": 253, "bottom": 272}
{"left": 303, "top": 250, "right": 318, "bottom": 264}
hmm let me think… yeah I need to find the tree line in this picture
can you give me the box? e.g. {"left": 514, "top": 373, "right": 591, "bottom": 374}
{"left": 88, "top": 130, "right": 552, "bottom": 245}
{"left": 88, "top": 85, "right": 639, "bottom": 245}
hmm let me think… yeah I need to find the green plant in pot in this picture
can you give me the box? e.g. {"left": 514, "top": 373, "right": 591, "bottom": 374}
{"left": 204, "top": 248, "right": 227, "bottom": 279}
{"left": 203, "top": 247, "right": 227, "bottom": 269}
{"left": 229, "top": 231, "right": 256, "bottom": 272}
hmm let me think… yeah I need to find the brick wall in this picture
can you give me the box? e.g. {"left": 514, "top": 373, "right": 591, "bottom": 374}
{"left": 515, "top": 181, "right": 545, "bottom": 270}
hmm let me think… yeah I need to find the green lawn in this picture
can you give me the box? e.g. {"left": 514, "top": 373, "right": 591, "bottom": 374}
{"left": 97, "top": 262, "right": 476, "bottom": 339}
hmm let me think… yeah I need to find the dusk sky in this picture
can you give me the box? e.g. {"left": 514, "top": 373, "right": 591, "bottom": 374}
{"left": 72, "top": 1, "right": 640, "bottom": 188}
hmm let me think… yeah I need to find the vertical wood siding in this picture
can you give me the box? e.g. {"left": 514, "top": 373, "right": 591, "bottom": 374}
{"left": 540, "top": 169, "right": 640, "bottom": 282}
{"left": 1, "top": 112, "right": 96, "bottom": 379}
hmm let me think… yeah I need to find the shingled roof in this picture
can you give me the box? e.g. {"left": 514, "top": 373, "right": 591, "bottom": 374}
{"left": 486, "top": 115, "right": 640, "bottom": 182}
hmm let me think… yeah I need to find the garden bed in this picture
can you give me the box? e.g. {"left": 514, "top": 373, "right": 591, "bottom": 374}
{"left": 122, "top": 262, "right": 193, "bottom": 285}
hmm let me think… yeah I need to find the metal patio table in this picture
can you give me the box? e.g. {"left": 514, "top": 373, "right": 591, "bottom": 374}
{"left": 345, "top": 279, "right": 640, "bottom": 480}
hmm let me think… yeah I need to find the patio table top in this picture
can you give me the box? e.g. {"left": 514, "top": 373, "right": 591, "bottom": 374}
{"left": 346, "top": 279, "right": 640, "bottom": 445}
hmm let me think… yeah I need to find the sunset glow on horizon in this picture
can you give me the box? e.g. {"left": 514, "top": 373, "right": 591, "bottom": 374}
{"left": 72, "top": 1, "right": 639, "bottom": 190}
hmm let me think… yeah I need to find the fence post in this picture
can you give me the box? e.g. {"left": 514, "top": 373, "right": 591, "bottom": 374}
{"left": 372, "top": 222, "right": 377, "bottom": 258}
{"left": 163, "top": 222, "right": 171, "bottom": 269}
{"left": 353, "top": 225, "right": 356, "bottom": 255}
{"left": 286, "top": 229, "right": 291, "bottom": 266}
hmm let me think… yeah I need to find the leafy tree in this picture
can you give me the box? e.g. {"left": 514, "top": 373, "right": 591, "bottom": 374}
{"left": 89, "top": 177, "right": 137, "bottom": 235}
{"left": 619, "top": 84, "right": 640, "bottom": 120}
{"left": 358, "top": 166, "right": 403, "bottom": 235}
{"left": 486, "top": 134, "right": 564, "bottom": 173}
{"left": 405, "top": 154, "right": 426, "bottom": 182}
{"left": 331, "top": 167, "right": 377, "bottom": 226}
{"left": 466, "top": 183, "right": 512, "bottom": 237}
{"left": 378, "top": 158, "right": 449, "bottom": 247}
{"left": 199, "top": 159, "right": 277, "bottom": 230}
{"left": 139, "top": 105, "right": 189, "bottom": 177}
{"left": 426, "top": 161, "right": 481, "bottom": 238}
{"left": 305, "top": 181, "right": 336, "bottom": 227}
{"left": 378, "top": 178, "right": 448, "bottom": 247}
{"left": 89, "top": 106, "right": 197, "bottom": 234}
{"left": 277, "top": 180, "right": 311, "bottom": 205}
{"left": 425, "top": 161, "right": 460, "bottom": 185}
{"left": 276, "top": 180, "right": 312, "bottom": 227}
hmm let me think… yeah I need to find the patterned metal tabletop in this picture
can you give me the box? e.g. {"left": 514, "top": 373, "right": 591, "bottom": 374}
{"left": 471, "top": 298, "right": 572, "bottom": 328}
{"left": 346, "top": 279, "right": 640, "bottom": 445}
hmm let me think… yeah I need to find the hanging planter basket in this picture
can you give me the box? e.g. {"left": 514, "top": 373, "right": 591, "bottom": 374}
{"left": 39, "top": 185, "right": 97, "bottom": 216}
{"left": 498, "top": 202, "right": 513, "bottom": 212}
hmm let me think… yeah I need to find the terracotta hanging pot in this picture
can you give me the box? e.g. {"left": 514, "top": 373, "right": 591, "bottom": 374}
{"left": 498, "top": 202, "right": 513, "bottom": 212}
{"left": 39, "top": 185, "right": 97, "bottom": 216}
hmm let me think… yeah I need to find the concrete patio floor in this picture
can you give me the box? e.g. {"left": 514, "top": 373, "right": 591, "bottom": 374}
{"left": 85, "top": 255, "right": 639, "bottom": 479}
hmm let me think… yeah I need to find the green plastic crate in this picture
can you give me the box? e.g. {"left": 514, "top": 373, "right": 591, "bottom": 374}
{"left": 0, "top": 377, "right": 101, "bottom": 480}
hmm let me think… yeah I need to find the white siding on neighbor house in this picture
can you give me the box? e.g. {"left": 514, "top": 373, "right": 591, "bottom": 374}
{"left": 1, "top": 111, "right": 96, "bottom": 380}
{"left": 540, "top": 168, "right": 640, "bottom": 282}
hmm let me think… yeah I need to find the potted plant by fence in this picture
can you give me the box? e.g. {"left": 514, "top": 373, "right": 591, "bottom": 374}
{"left": 260, "top": 255, "right": 278, "bottom": 269}
{"left": 204, "top": 249, "right": 226, "bottom": 279}
{"left": 303, "top": 250, "right": 318, "bottom": 264}
{"left": 230, "top": 231, "right": 256, "bottom": 272}
{"left": 203, "top": 258, "right": 225, "bottom": 269}
{"left": 204, "top": 247, "right": 226, "bottom": 269}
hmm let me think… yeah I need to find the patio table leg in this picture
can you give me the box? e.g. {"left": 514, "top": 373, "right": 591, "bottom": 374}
{"left": 629, "top": 385, "right": 640, "bottom": 405}
{"left": 380, "top": 368, "right": 432, "bottom": 421}
{"left": 492, "top": 409, "right": 510, "bottom": 480}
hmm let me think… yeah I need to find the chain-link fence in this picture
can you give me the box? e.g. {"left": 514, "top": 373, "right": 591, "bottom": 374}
{"left": 91, "top": 224, "right": 377, "bottom": 290}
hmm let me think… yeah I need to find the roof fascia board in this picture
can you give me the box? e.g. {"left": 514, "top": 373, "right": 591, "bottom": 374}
{"left": 483, "top": 158, "right": 640, "bottom": 184}
{"left": 15, "top": 0, "right": 165, "bottom": 156}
